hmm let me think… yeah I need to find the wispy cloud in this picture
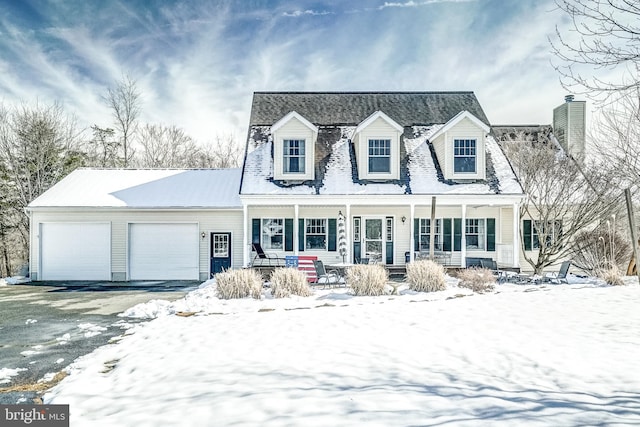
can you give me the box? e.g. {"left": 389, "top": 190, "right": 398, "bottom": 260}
{"left": 282, "top": 9, "right": 333, "bottom": 17}
{"left": 378, "top": 0, "right": 477, "bottom": 9}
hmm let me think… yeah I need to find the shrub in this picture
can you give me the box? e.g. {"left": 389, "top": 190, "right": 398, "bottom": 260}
{"left": 456, "top": 268, "right": 496, "bottom": 293}
{"left": 406, "top": 260, "right": 447, "bottom": 292}
{"left": 215, "top": 268, "right": 263, "bottom": 299}
{"left": 597, "top": 265, "right": 625, "bottom": 286}
{"left": 270, "top": 268, "right": 313, "bottom": 298}
{"left": 573, "top": 228, "right": 631, "bottom": 274}
{"left": 346, "top": 264, "right": 389, "bottom": 296}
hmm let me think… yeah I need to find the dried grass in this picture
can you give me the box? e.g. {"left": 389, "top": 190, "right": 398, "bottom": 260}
{"left": 597, "top": 265, "right": 625, "bottom": 286}
{"left": 270, "top": 268, "right": 313, "bottom": 298}
{"left": 215, "top": 268, "right": 263, "bottom": 299}
{"left": 456, "top": 268, "right": 496, "bottom": 293}
{"left": 406, "top": 260, "right": 447, "bottom": 292}
{"left": 346, "top": 264, "right": 389, "bottom": 296}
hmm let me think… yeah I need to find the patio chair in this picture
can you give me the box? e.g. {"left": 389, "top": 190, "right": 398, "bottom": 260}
{"left": 312, "top": 260, "right": 343, "bottom": 288}
{"left": 251, "top": 243, "right": 284, "bottom": 267}
{"left": 543, "top": 261, "right": 571, "bottom": 284}
{"left": 480, "top": 259, "right": 506, "bottom": 283}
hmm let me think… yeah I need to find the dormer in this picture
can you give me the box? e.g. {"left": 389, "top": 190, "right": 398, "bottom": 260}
{"left": 271, "top": 111, "right": 318, "bottom": 181}
{"left": 430, "top": 111, "right": 490, "bottom": 181}
{"left": 352, "top": 111, "right": 403, "bottom": 181}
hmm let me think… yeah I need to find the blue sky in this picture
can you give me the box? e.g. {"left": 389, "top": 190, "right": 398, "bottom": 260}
{"left": 0, "top": 0, "right": 575, "bottom": 143}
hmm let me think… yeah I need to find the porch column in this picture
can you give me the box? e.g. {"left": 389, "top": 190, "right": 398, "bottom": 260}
{"left": 461, "top": 204, "right": 467, "bottom": 267}
{"left": 409, "top": 203, "right": 416, "bottom": 262}
{"left": 243, "top": 204, "right": 249, "bottom": 267}
{"left": 513, "top": 202, "right": 519, "bottom": 268}
{"left": 294, "top": 204, "right": 299, "bottom": 256}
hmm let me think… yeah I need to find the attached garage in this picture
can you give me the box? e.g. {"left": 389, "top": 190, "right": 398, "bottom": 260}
{"left": 128, "top": 223, "right": 199, "bottom": 280}
{"left": 40, "top": 222, "right": 111, "bottom": 280}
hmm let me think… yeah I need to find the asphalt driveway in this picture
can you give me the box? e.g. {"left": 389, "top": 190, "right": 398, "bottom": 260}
{"left": 0, "top": 281, "right": 197, "bottom": 404}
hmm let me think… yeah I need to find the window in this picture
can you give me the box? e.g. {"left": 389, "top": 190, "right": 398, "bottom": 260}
{"left": 353, "top": 217, "right": 361, "bottom": 242}
{"left": 262, "top": 218, "right": 284, "bottom": 250}
{"left": 465, "top": 218, "right": 485, "bottom": 250}
{"left": 368, "top": 139, "right": 391, "bottom": 173}
{"left": 283, "top": 139, "right": 305, "bottom": 173}
{"left": 305, "top": 219, "right": 327, "bottom": 250}
{"left": 419, "top": 219, "right": 442, "bottom": 250}
{"left": 386, "top": 217, "right": 393, "bottom": 241}
{"left": 526, "top": 220, "right": 562, "bottom": 250}
{"left": 213, "top": 234, "right": 229, "bottom": 258}
{"left": 454, "top": 139, "right": 476, "bottom": 173}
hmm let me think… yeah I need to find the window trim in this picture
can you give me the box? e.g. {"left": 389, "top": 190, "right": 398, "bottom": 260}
{"left": 261, "top": 218, "right": 284, "bottom": 250}
{"left": 453, "top": 138, "right": 477, "bottom": 174}
{"left": 283, "top": 139, "right": 306, "bottom": 174}
{"left": 419, "top": 218, "right": 443, "bottom": 251}
{"left": 367, "top": 138, "right": 392, "bottom": 174}
{"left": 305, "top": 218, "right": 327, "bottom": 251}
{"left": 465, "top": 218, "right": 486, "bottom": 250}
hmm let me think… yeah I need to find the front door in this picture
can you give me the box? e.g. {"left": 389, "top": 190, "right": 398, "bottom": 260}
{"left": 364, "top": 218, "right": 383, "bottom": 263}
{"left": 210, "top": 232, "right": 232, "bottom": 277}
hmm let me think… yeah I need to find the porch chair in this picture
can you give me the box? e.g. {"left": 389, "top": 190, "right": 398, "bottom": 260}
{"left": 312, "top": 260, "right": 343, "bottom": 288}
{"left": 543, "top": 261, "right": 571, "bottom": 284}
{"left": 480, "top": 258, "right": 506, "bottom": 283}
{"left": 251, "top": 243, "right": 284, "bottom": 267}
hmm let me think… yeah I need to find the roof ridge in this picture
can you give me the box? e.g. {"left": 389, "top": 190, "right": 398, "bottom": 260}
{"left": 253, "top": 91, "right": 476, "bottom": 95}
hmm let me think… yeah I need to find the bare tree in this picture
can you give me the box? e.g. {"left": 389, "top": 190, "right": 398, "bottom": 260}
{"left": 136, "top": 124, "right": 199, "bottom": 168}
{"left": 104, "top": 75, "right": 141, "bottom": 167}
{"left": 500, "top": 132, "right": 621, "bottom": 274}
{"left": 0, "top": 101, "right": 84, "bottom": 254}
{"left": 589, "top": 89, "right": 640, "bottom": 186}
{"left": 550, "top": 0, "right": 640, "bottom": 102}
{"left": 196, "top": 134, "right": 242, "bottom": 168}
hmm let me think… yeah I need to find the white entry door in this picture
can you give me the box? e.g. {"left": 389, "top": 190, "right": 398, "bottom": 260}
{"left": 128, "top": 223, "right": 199, "bottom": 280}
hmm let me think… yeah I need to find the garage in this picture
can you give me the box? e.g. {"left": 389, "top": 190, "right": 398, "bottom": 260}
{"left": 40, "top": 222, "right": 111, "bottom": 280}
{"left": 128, "top": 223, "right": 199, "bottom": 280}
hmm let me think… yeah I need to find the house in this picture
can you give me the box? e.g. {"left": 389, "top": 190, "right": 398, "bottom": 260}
{"left": 27, "top": 91, "right": 536, "bottom": 281}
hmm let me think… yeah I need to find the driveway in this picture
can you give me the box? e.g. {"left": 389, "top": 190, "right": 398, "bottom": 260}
{"left": 0, "top": 281, "right": 197, "bottom": 404}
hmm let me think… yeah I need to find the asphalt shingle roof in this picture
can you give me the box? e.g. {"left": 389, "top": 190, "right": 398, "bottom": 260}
{"left": 250, "top": 92, "right": 490, "bottom": 127}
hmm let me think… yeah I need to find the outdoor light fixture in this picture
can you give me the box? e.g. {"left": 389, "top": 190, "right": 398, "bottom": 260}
{"left": 201, "top": 232, "right": 206, "bottom": 239}
{"left": 401, "top": 216, "right": 406, "bottom": 223}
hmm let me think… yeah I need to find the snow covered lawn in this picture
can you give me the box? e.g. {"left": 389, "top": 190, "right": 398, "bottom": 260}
{"left": 44, "top": 279, "right": 640, "bottom": 426}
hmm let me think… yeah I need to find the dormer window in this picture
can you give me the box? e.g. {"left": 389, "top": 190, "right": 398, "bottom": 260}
{"left": 453, "top": 139, "right": 476, "bottom": 173}
{"left": 283, "top": 139, "right": 305, "bottom": 174}
{"left": 368, "top": 139, "right": 391, "bottom": 173}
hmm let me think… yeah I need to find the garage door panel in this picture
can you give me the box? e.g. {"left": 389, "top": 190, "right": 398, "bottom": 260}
{"left": 129, "top": 223, "right": 199, "bottom": 280}
{"left": 40, "top": 223, "right": 111, "bottom": 281}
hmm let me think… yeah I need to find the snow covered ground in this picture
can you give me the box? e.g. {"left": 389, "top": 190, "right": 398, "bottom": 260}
{"left": 41, "top": 276, "right": 640, "bottom": 426}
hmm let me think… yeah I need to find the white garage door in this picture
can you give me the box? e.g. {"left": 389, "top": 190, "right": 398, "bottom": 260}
{"left": 40, "top": 223, "right": 111, "bottom": 281}
{"left": 129, "top": 223, "right": 199, "bottom": 280}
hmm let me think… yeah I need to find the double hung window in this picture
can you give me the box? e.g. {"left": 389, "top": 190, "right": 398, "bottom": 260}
{"left": 465, "top": 218, "right": 485, "bottom": 250}
{"left": 283, "top": 139, "right": 305, "bottom": 173}
{"left": 368, "top": 139, "right": 391, "bottom": 173}
{"left": 262, "top": 219, "right": 284, "bottom": 250}
{"left": 454, "top": 139, "right": 476, "bottom": 173}
{"left": 305, "top": 219, "right": 327, "bottom": 250}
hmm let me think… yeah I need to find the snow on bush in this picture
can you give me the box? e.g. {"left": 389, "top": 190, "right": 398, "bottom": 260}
{"left": 270, "top": 268, "right": 312, "bottom": 298}
{"left": 456, "top": 268, "right": 496, "bottom": 293}
{"left": 215, "top": 269, "right": 263, "bottom": 300}
{"left": 406, "top": 260, "right": 447, "bottom": 292}
{"left": 347, "top": 264, "right": 389, "bottom": 296}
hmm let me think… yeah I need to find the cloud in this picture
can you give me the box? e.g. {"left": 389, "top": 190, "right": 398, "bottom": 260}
{"left": 378, "top": 0, "right": 477, "bottom": 9}
{"left": 282, "top": 9, "right": 333, "bottom": 17}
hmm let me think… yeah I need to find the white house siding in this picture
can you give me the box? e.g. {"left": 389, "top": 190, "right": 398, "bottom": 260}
{"left": 432, "top": 133, "right": 446, "bottom": 174}
{"left": 272, "top": 117, "right": 316, "bottom": 181}
{"left": 354, "top": 117, "right": 401, "bottom": 180}
{"left": 29, "top": 209, "right": 243, "bottom": 281}
{"left": 445, "top": 117, "right": 486, "bottom": 180}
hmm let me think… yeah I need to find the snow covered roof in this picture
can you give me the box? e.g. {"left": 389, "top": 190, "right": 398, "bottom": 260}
{"left": 241, "top": 125, "right": 523, "bottom": 196}
{"left": 28, "top": 168, "right": 242, "bottom": 209}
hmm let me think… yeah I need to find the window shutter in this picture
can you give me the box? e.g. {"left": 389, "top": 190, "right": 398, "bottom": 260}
{"left": 328, "top": 218, "right": 337, "bottom": 251}
{"left": 453, "top": 218, "right": 462, "bottom": 252}
{"left": 414, "top": 218, "right": 420, "bottom": 251}
{"left": 486, "top": 218, "right": 496, "bottom": 251}
{"left": 252, "top": 219, "right": 261, "bottom": 244}
{"left": 523, "top": 219, "right": 532, "bottom": 251}
{"left": 442, "top": 218, "right": 452, "bottom": 251}
{"left": 285, "top": 218, "right": 293, "bottom": 251}
{"left": 298, "top": 218, "right": 305, "bottom": 251}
